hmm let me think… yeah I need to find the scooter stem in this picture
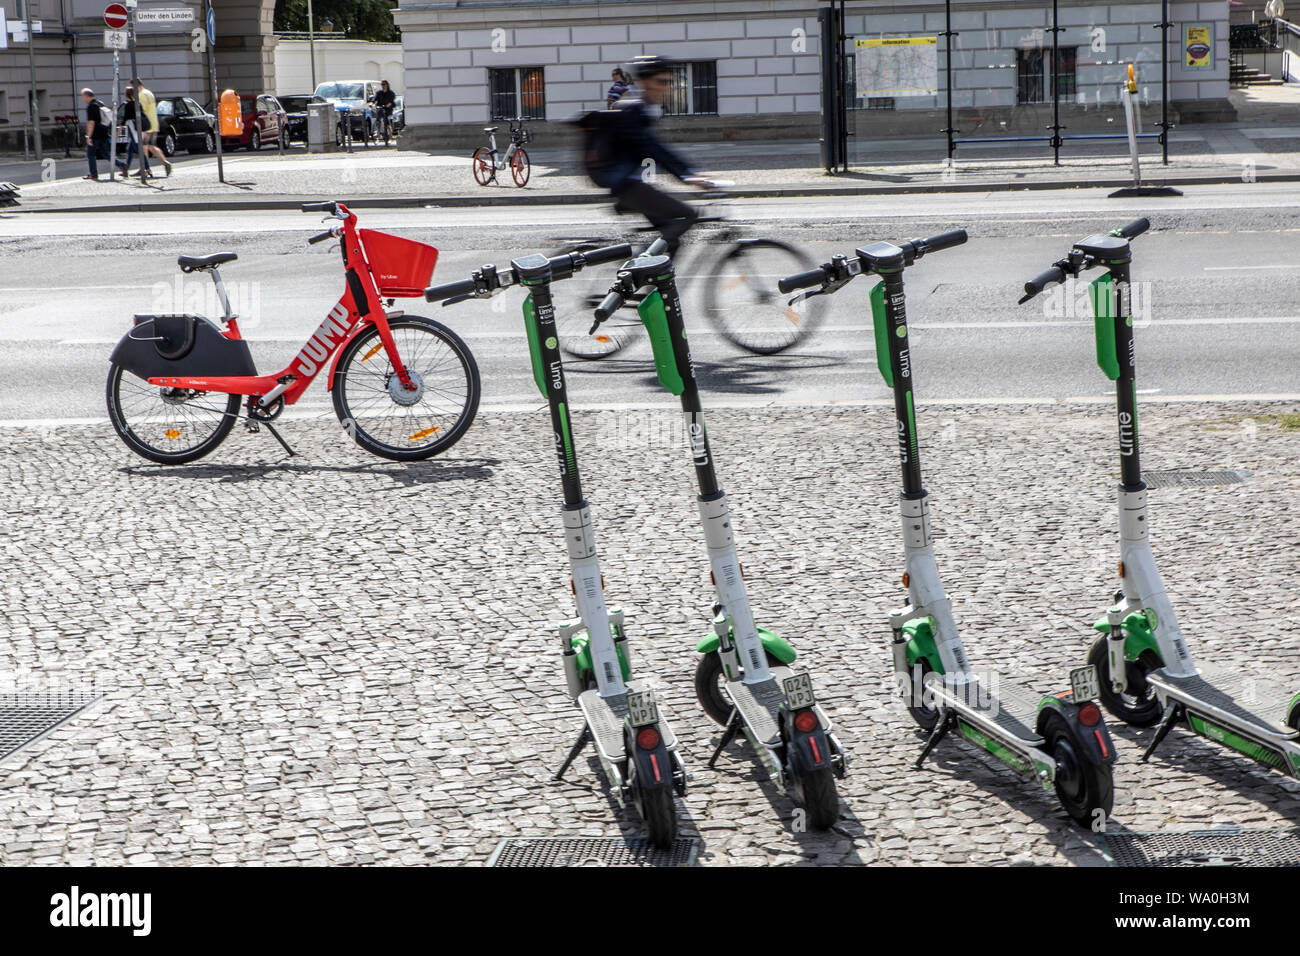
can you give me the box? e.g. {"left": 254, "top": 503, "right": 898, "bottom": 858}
{"left": 563, "top": 502, "right": 626, "bottom": 697}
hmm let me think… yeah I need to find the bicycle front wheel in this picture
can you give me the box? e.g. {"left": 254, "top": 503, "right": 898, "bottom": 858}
{"left": 703, "top": 239, "right": 828, "bottom": 354}
{"left": 106, "top": 362, "right": 240, "bottom": 464}
{"left": 510, "top": 147, "right": 530, "bottom": 187}
{"left": 332, "top": 315, "right": 481, "bottom": 461}
{"left": 472, "top": 147, "right": 495, "bottom": 186}
{"left": 551, "top": 276, "right": 637, "bottom": 360}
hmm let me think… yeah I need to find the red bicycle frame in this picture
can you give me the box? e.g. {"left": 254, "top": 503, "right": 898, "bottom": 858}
{"left": 147, "top": 202, "right": 418, "bottom": 405}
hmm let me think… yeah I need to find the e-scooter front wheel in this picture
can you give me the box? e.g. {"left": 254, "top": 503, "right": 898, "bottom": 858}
{"left": 1087, "top": 634, "right": 1163, "bottom": 727}
{"left": 1041, "top": 710, "right": 1113, "bottom": 827}
{"left": 694, "top": 650, "right": 782, "bottom": 725}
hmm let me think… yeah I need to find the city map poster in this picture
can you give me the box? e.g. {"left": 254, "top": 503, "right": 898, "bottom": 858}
{"left": 855, "top": 36, "right": 939, "bottom": 97}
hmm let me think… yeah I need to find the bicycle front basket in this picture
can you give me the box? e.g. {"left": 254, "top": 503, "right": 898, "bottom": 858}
{"left": 358, "top": 228, "right": 439, "bottom": 298}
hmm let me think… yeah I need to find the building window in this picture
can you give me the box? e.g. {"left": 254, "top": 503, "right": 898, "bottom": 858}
{"left": 488, "top": 67, "right": 546, "bottom": 121}
{"left": 662, "top": 61, "right": 718, "bottom": 116}
{"left": 1016, "top": 47, "right": 1078, "bottom": 104}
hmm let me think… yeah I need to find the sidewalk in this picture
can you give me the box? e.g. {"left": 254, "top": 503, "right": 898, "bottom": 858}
{"left": 9, "top": 86, "right": 1300, "bottom": 212}
{"left": 1, "top": 402, "right": 1298, "bottom": 864}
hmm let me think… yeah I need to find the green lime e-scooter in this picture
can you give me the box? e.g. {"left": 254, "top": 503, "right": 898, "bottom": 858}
{"left": 1020, "top": 218, "right": 1300, "bottom": 778}
{"left": 779, "top": 229, "right": 1118, "bottom": 828}
{"left": 591, "top": 239, "right": 847, "bottom": 828}
{"left": 424, "top": 243, "right": 689, "bottom": 847}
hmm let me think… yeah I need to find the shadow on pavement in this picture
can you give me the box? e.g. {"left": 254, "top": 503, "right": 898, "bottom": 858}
{"left": 120, "top": 455, "right": 499, "bottom": 488}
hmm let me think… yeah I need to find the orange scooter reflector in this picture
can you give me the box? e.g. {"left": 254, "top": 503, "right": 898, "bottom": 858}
{"left": 165, "top": 429, "right": 181, "bottom": 439}
{"left": 361, "top": 343, "right": 384, "bottom": 362}
{"left": 785, "top": 309, "right": 802, "bottom": 325}
{"left": 408, "top": 426, "right": 441, "bottom": 441}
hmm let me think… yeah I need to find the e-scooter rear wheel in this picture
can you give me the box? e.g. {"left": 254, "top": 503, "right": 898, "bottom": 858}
{"left": 1041, "top": 710, "right": 1113, "bottom": 827}
{"left": 639, "top": 785, "right": 677, "bottom": 849}
{"left": 1087, "top": 634, "right": 1163, "bottom": 727}
{"left": 904, "top": 658, "right": 942, "bottom": 731}
{"left": 790, "top": 765, "right": 839, "bottom": 830}
{"left": 694, "top": 650, "right": 782, "bottom": 725}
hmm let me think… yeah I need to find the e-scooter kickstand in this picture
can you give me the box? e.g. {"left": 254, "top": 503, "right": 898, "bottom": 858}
{"left": 779, "top": 230, "right": 1119, "bottom": 829}
{"left": 1021, "top": 219, "right": 1300, "bottom": 782}
{"left": 426, "top": 243, "right": 690, "bottom": 848}
{"left": 593, "top": 241, "right": 847, "bottom": 829}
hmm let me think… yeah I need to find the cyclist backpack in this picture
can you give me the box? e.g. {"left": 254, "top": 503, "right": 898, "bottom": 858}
{"left": 570, "top": 109, "right": 618, "bottom": 187}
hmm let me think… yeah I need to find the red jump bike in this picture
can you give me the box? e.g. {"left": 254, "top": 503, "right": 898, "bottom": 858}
{"left": 107, "top": 201, "right": 481, "bottom": 465}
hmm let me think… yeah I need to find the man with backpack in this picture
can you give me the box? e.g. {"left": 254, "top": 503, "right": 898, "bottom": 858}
{"left": 81, "top": 88, "right": 112, "bottom": 181}
{"left": 580, "top": 56, "right": 716, "bottom": 254}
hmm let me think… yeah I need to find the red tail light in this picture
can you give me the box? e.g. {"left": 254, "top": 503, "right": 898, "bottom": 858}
{"left": 635, "top": 727, "right": 661, "bottom": 751}
{"left": 793, "top": 709, "right": 819, "bottom": 734}
{"left": 1078, "top": 703, "right": 1102, "bottom": 727}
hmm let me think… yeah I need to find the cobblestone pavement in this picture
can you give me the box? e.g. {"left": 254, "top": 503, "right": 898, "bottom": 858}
{"left": 1, "top": 400, "right": 1298, "bottom": 865}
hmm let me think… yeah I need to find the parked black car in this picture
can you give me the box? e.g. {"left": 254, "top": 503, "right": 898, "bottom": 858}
{"left": 154, "top": 96, "right": 217, "bottom": 156}
{"left": 277, "top": 93, "right": 325, "bottom": 143}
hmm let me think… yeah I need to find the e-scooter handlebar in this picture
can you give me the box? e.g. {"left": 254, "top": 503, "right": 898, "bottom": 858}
{"left": 1018, "top": 219, "right": 1150, "bottom": 303}
{"left": 778, "top": 267, "right": 831, "bottom": 295}
{"left": 777, "top": 229, "right": 968, "bottom": 297}
{"left": 1115, "top": 217, "right": 1149, "bottom": 239}
{"left": 424, "top": 242, "right": 633, "bottom": 304}
{"left": 424, "top": 277, "right": 480, "bottom": 302}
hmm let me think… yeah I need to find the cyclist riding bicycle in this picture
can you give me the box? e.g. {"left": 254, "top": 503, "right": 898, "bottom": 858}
{"left": 601, "top": 55, "right": 716, "bottom": 254}
{"left": 373, "top": 80, "right": 397, "bottom": 136}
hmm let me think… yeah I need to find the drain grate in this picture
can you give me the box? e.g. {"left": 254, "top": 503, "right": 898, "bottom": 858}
{"left": 0, "top": 691, "right": 101, "bottom": 763}
{"left": 1143, "top": 470, "right": 1243, "bottom": 489}
{"left": 1099, "top": 828, "right": 1300, "bottom": 867}
{"left": 488, "top": 837, "right": 700, "bottom": 867}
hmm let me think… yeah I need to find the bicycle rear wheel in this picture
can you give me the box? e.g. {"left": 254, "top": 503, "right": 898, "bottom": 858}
{"left": 106, "top": 363, "right": 240, "bottom": 464}
{"left": 472, "top": 147, "right": 495, "bottom": 186}
{"left": 703, "top": 239, "right": 828, "bottom": 354}
{"left": 551, "top": 278, "right": 638, "bottom": 359}
{"left": 332, "top": 315, "right": 480, "bottom": 461}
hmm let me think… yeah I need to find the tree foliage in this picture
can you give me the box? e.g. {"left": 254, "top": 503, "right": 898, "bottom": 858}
{"left": 274, "top": 0, "right": 400, "bottom": 43}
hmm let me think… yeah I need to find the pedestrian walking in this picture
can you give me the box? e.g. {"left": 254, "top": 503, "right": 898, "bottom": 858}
{"left": 115, "top": 86, "right": 150, "bottom": 180}
{"left": 134, "top": 76, "right": 172, "bottom": 176}
{"left": 606, "top": 68, "right": 630, "bottom": 108}
{"left": 81, "top": 88, "right": 111, "bottom": 181}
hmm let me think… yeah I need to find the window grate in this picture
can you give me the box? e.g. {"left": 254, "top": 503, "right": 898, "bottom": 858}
{"left": 0, "top": 691, "right": 101, "bottom": 763}
{"left": 1143, "top": 470, "right": 1245, "bottom": 489}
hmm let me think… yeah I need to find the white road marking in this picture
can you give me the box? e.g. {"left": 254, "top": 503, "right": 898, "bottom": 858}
{"left": 1202, "top": 264, "right": 1298, "bottom": 271}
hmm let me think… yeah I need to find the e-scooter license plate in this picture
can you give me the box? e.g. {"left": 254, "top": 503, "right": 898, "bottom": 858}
{"left": 1069, "top": 665, "right": 1101, "bottom": 702}
{"left": 626, "top": 690, "right": 660, "bottom": 728}
{"left": 782, "top": 673, "right": 816, "bottom": 710}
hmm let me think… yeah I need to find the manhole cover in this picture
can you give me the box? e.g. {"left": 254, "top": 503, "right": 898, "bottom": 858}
{"left": 0, "top": 691, "right": 101, "bottom": 763}
{"left": 1098, "top": 828, "right": 1300, "bottom": 867}
{"left": 1143, "top": 470, "right": 1243, "bottom": 489}
{"left": 488, "top": 837, "right": 700, "bottom": 867}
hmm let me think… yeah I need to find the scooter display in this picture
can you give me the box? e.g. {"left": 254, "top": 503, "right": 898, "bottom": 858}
{"left": 779, "top": 230, "right": 1117, "bottom": 828}
{"left": 424, "top": 244, "right": 689, "bottom": 846}
{"left": 593, "top": 240, "right": 846, "bottom": 828}
{"left": 1020, "top": 218, "right": 1300, "bottom": 778}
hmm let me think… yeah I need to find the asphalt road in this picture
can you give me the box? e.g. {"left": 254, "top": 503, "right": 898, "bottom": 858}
{"left": 1, "top": 183, "right": 1297, "bottom": 423}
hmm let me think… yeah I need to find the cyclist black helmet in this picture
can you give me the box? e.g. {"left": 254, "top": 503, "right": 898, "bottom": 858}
{"left": 629, "top": 55, "right": 677, "bottom": 79}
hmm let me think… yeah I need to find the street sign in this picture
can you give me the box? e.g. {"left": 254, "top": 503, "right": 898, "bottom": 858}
{"left": 103, "top": 28, "right": 128, "bottom": 50}
{"left": 206, "top": 7, "right": 215, "bottom": 44}
{"left": 135, "top": 7, "right": 194, "bottom": 24}
{"left": 103, "top": 3, "right": 128, "bottom": 29}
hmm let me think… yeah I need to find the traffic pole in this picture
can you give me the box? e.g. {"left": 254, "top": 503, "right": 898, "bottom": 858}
{"left": 109, "top": 50, "right": 120, "bottom": 174}
{"left": 25, "top": 0, "right": 43, "bottom": 161}
{"left": 206, "top": 0, "right": 223, "bottom": 183}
